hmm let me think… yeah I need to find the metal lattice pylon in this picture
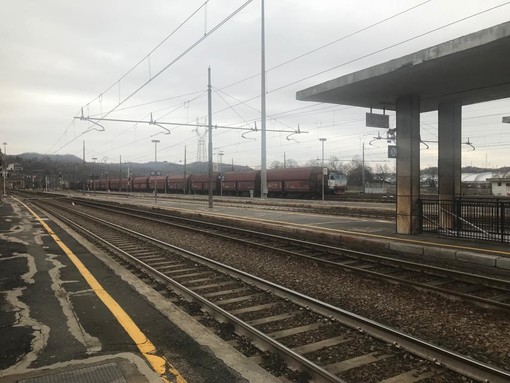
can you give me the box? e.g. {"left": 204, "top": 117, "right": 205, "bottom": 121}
{"left": 194, "top": 122, "right": 207, "bottom": 163}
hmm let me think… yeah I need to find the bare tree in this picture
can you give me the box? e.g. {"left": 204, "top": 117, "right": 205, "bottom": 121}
{"left": 373, "top": 163, "right": 392, "bottom": 183}
{"left": 306, "top": 159, "right": 320, "bottom": 167}
{"left": 346, "top": 157, "right": 373, "bottom": 186}
{"left": 286, "top": 159, "right": 298, "bottom": 168}
{"left": 270, "top": 160, "right": 283, "bottom": 169}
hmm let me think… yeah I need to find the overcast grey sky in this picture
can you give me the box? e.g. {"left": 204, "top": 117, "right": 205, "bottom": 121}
{"left": 1, "top": 0, "right": 509, "bottom": 170}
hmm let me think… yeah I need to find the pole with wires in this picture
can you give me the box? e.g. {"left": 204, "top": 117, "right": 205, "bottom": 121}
{"left": 260, "top": 0, "right": 267, "bottom": 199}
{"left": 2, "top": 142, "right": 7, "bottom": 197}
{"left": 151, "top": 139, "right": 160, "bottom": 204}
{"left": 320, "top": 138, "right": 327, "bottom": 201}
{"left": 207, "top": 67, "right": 213, "bottom": 209}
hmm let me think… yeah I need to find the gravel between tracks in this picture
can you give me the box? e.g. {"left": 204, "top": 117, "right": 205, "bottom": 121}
{"left": 76, "top": 204, "right": 510, "bottom": 372}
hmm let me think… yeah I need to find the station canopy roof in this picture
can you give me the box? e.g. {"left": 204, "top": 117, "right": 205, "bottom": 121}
{"left": 296, "top": 21, "right": 510, "bottom": 113}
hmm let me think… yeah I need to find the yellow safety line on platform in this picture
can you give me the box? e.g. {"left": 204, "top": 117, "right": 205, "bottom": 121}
{"left": 17, "top": 199, "right": 186, "bottom": 383}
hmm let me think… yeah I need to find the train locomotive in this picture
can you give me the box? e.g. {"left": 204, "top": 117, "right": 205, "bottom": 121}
{"left": 87, "top": 166, "right": 347, "bottom": 198}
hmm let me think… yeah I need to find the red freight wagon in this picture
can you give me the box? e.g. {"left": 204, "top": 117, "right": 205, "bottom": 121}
{"left": 222, "top": 171, "right": 260, "bottom": 196}
{"left": 131, "top": 176, "right": 150, "bottom": 191}
{"left": 266, "top": 167, "right": 323, "bottom": 196}
{"left": 167, "top": 174, "right": 190, "bottom": 193}
{"left": 190, "top": 172, "right": 220, "bottom": 194}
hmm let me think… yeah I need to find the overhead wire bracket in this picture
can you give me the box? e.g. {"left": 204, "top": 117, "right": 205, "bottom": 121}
{"left": 369, "top": 132, "right": 382, "bottom": 146}
{"left": 286, "top": 124, "right": 301, "bottom": 141}
{"left": 149, "top": 112, "right": 171, "bottom": 136}
{"left": 241, "top": 122, "right": 258, "bottom": 140}
{"left": 463, "top": 138, "right": 475, "bottom": 151}
{"left": 79, "top": 108, "right": 105, "bottom": 132}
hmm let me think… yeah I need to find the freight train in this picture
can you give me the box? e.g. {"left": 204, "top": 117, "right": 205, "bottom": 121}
{"left": 86, "top": 167, "right": 347, "bottom": 198}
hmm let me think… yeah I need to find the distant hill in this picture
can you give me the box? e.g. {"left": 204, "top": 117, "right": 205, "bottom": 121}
{"left": 7, "top": 152, "right": 253, "bottom": 179}
{"left": 17, "top": 153, "right": 83, "bottom": 163}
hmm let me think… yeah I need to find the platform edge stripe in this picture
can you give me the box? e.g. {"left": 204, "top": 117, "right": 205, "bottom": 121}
{"left": 16, "top": 198, "right": 185, "bottom": 383}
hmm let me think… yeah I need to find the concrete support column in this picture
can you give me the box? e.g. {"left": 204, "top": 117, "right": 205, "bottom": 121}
{"left": 438, "top": 100, "right": 462, "bottom": 229}
{"left": 396, "top": 95, "right": 421, "bottom": 234}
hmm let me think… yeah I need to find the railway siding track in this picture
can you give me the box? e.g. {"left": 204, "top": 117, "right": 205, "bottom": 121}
{"left": 71, "top": 197, "right": 510, "bottom": 311}
{"left": 28, "top": 197, "right": 510, "bottom": 383}
{"left": 60, "top": 190, "right": 397, "bottom": 220}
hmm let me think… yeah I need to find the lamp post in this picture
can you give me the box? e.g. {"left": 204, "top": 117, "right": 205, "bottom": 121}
{"left": 260, "top": 0, "right": 267, "bottom": 199}
{"left": 319, "top": 138, "right": 327, "bottom": 201}
{"left": 2, "top": 142, "right": 7, "bottom": 197}
{"left": 218, "top": 151, "right": 224, "bottom": 196}
{"left": 362, "top": 142, "right": 365, "bottom": 194}
{"left": 152, "top": 139, "right": 160, "bottom": 163}
{"left": 151, "top": 139, "right": 160, "bottom": 204}
{"left": 183, "top": 145, "right": 188, "bottom": 194}
{"left": 92, "top": 157, "right": 97, "bottom": 193}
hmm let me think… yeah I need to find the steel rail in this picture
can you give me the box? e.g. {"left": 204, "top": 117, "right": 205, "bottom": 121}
{"left": 34, "top": 200, "right": 344, "bottom": 383}
{"left": 71, "top": 198, "right": 510, "bottom": 310}
{"left": 33, "top": 199, "right": 510, "bottom": 383}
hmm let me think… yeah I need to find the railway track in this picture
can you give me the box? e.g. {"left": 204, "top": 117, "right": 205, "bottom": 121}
{"left": 26, "top": 196, "right": 510, "bottom": 383}
{"left": 68, "top": 197, "right": 510, "bottom": 311}
{"left": 61, "top": 190, "right": 396, "bottom": 220}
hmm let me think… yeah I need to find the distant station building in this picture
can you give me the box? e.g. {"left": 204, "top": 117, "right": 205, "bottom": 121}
{"left": 489, "top": 178, "right": 510, "bottom": 197}
{"left": 7, "top": 163, "right": 23, "bottom": 172}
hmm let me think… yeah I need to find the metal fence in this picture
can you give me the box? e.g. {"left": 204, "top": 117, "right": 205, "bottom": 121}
{"left": 419, "top": 198, "right": 510, "bottom": 243}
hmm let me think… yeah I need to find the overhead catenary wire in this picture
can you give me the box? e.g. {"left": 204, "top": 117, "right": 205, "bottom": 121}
{"left": 219, "top": 0, "right": 433, "bottom": 92}
{"left": 88, "top": 89, "right": 207, "bottom": 117}
{"left": 83, "top": 0, "right": 210, "bottom": 109}
{"left": 68, "top": 2, "right": 509, "bottom": 167}
{"left": 53, "top": 2, "right": 251, "bottom": 155}
{"left": 88, "top": 0, "right": 432, "bottom": 125}
{"left": 268, "top": 1, "right": 510, "bottom": 95}
{"left": 48, "top": 2, "right": 211, "bottom": 154}
{"left": 206, "top": 1, "right": 510, "bottom": 121}
{"left": 84, "top": 0, "right": 253, "bottom": 125}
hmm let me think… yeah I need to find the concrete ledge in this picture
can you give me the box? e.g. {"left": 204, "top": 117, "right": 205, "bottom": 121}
{"left": 389, "top": 242, "right": 424, "bottom": 256}
{"left": 456, "top": 251, "right": 498, "bottom": 267}
{"left": 363, "top": 237, "right": 391, "bottom": 251}
{"left": 496, "top": 257, "right": 510, "bottom": 270}
{"left": 74, "top": 194, "right": 510, "bottom": 274}
{"left": 423, "top": 246, "right": 457, "bottom": 261}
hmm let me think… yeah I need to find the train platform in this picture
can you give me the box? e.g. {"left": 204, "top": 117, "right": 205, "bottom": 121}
{"left": 74, "top": 192, "right": 510, "bottom": 276}
{"left": 0, "top": 197, "right": 280, "bottom": 383}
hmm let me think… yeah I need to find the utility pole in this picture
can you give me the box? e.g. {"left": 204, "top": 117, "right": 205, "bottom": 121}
{"left": 2, "top": 142, "right": 7, "bottom": 197}
{"left": 319, "top": 138, "right": 327, "bottom": 201}
{"left": 218, "top": 151, "right": 224, "bottom": 196}
{"left": 82, "top": 141, "right": 86, "bottom": 192}
{"left": 184, "top": 145, "right": 187, "bottom": 194}
{"left": 151, "top": 139, "right": 160, "bottom": 204}
{"left": 152, "top": 139, "right": 159, "bottom": 163}
{"left": 207, "top": 67, "right": 213, "bottom": 209}
{"left": 128, "top": 166, "right": 132, "bottom": 192}
{"left": 92, "top": 157, "right": 97, "bottom": 193}
{"left": 362, "top": 142, "right": 365, "bottom": 194}
{"left": 260, "top": 0, "right": 267, "bottom": 199}
{"left": 119, "top": 155, "right": 122, "bottom": 192}
{"left": 218, "top": 151, "right": 224, "bottom": 173}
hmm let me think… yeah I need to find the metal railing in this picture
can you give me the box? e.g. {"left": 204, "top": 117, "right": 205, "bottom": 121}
{"left": 420, "top": 198, "right": 510, "bottom": 243}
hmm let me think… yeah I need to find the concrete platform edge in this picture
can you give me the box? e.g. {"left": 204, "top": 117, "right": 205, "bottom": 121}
{"left": 55, "top": 210, "right": 281, "bottom": 383}
{"left": 158, "top": 206, "right": 510, "bottom": 273}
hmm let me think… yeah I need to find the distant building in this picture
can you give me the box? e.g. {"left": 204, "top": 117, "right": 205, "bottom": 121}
{"left": 488, "top": 178, "right": 510, "bottom": 197}
{"left": 7, "top": 163, "right": 23, "bottom": 172}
